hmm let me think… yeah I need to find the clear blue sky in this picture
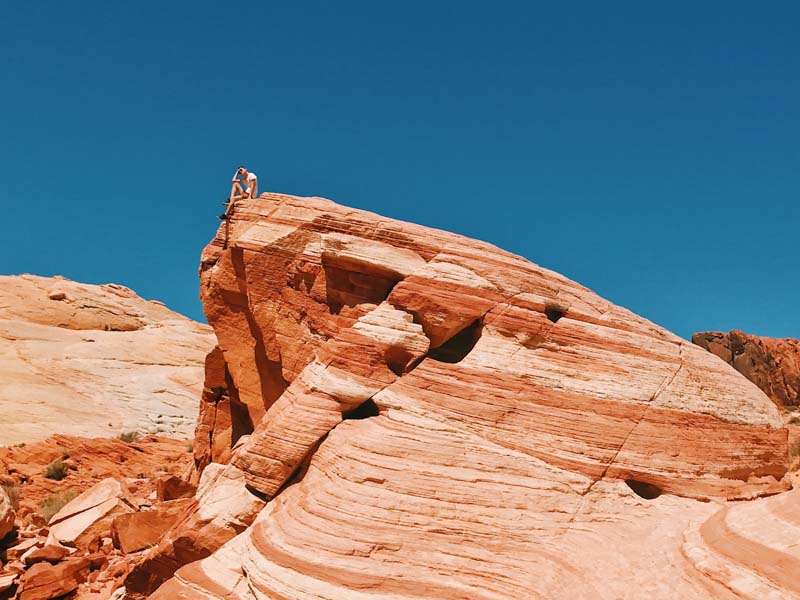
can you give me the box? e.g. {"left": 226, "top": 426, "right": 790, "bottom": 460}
{"left": 2, "top": 2, "right": 798, "bottom": 340}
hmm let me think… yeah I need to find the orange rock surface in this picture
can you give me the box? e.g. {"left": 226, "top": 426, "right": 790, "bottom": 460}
{"left": 0, "top": 435, "right": 193, "bottom": 525}
{"left": 694, "top": 329, "right": 800, "bottom": 410}
{"left": 0, "top": 275, "right": 216, "bottom": 444}
{"left": 142, "top": 193, "right": 797, "bottom": 599}
{"left": 0, "top": 485, "right": 14, "bottom": 541}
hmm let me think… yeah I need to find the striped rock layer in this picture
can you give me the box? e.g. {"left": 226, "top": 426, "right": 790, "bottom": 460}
{"left": 157, "top": 194, "right": 792, "bottom": 599}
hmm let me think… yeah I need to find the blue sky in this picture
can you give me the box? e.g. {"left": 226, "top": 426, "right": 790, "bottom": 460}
{"left": 2, "top": 2, "right": 798, "bottom": 339}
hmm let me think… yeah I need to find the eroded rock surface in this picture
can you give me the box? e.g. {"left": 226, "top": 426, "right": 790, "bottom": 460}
{"left": 0, "top": 275, "right": 216, "bottom": 444}
{"left": 694, "top": 330, "right": 800, "bottom": 410}
{"left": 0, "top": 485, "right": 15, "bottom": 540}
{"left": 155, "top": 193, "right": 793, "bottom": 598}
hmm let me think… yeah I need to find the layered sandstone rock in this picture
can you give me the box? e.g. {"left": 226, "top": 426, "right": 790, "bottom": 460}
{"left": 154, "top": 193, "right": 791, "bottom": 599}
{"left": 0, "top": 275, "right": 216, "bottom": 444}
{"left": 693, "top": 330, "right": 800, "bottom": 410}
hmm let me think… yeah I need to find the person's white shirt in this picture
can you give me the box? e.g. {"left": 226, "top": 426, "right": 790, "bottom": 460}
{"left": 243, "top": 171, "right": 258, "bottom": 197}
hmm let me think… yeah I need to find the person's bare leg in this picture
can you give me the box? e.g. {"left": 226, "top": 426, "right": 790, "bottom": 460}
{"left": 221, "top": 183, "right": 246, "bottom": 217}
{"left": 229, "top": 182, "right": 245, "bottom": 200}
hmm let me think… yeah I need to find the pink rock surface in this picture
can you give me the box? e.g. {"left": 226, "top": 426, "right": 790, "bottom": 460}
{"left": 0, "top": 275, "right": 216, "bottom": 444}
{"left": 158, "top": 193, "right": 794, "bottom": 597}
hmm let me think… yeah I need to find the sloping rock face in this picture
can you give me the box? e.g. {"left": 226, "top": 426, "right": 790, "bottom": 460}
{"left": 0, "top": 275, "right": 216, "bottom": 444}
{"left": 160, "top": 194, "right": 791, "bottom": 599}
{"left": 693, "top": 330, "right": 800, "bottom": 410}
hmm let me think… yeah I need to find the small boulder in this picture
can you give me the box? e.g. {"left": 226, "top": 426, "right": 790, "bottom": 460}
{"left": 16, "top": 556, "right": 91, "bottom": 600}
{"left": 5, "top": 537, "right": 41, "bottom": 561}
{"left": 111, "top": 498, "right": 192, "bottom": 554}
{"left": 22, "top": 542, "right": 73, "bottom": 565}
{"left": 156, "top": 475, "right": 196, "bottom": 502}
{"left": 48, "top": 479, "right": 137, "bottom": 548}
{"left": 0, "top": 572, "right": 19, "bottom": 593}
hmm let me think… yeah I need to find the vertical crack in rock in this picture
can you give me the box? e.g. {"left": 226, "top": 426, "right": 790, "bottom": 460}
{"left": 560, "top": 350, "right": 686, "bottom": 538}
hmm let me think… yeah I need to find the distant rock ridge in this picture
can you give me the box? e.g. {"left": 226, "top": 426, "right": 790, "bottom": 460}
{"left": 123, "top": 192, "right": 798, "bottom": 600}
{"left": 0, "top": 274, "right": 216, "bottom": 443}
{"left": 693, "top": 329, "right": 800, "bottom": 410}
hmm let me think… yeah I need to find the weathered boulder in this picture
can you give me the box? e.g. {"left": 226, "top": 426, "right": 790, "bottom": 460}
{"left": 4, "top": 538, "right": 41, "bottom": 561}
{"left": 48, "top": 479, "right": 137, "bottom": 548}
{"left": 156, "top": 475, "right": 196, "bottom": 502}
{"left": 0, "top": 484, "right": 15, "bottom": 540}
{"left": 0, "top": 572, "right": 18, "bottom": 594}
{"left": 16, "top": 556, "right": 92, "bottom": 600}
{"left": 159, "top": 193, "right": 792, "bottom": 598}
{"left": 111, "top": 498, "right": 192, "bottom": 553}
{"left": 21, "top": 542, "right": 73, "bottom": 566}
{"left": 693, "top": 330, "right": 800, "bottom": 410}
{"left": 0, "top": 274, "right": 216, "bottom": 445}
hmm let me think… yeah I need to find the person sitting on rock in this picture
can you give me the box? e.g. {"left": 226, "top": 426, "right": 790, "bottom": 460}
{"left": 220, "top": 167, "right": 258, "bottom": 220}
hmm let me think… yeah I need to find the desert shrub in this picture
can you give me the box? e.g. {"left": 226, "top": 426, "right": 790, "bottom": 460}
{"left": 44, "top": 459, "right": 68, "bottom": 481}
{"left": 39, "top": 491, "right": 78, "bottom": 522}
{"left": 1, "top": 484, "right": 20, "bottom": 511}
{"left": 117, "top": 431, "right": 140, "bottom": 443}
{"left": 186, "top": 442, "right": 193, "bottom": 453}
{"left": 789, "top": 416, "right": 800, "bottom": 425}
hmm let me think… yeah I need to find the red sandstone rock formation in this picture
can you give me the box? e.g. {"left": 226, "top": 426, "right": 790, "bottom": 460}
{"left": 0, "top": 436, "right": 195, "bottom": 598}
{"left": 0, "top": 275, "right": 216, "bottom": 444}
{"left": 137, "top": 193, "right": 796, "bottom": 599}
{"left": 693, "top": 330, "right": 800, "bottom": 410}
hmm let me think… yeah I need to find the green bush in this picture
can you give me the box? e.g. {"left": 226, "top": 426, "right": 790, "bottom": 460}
{"left": 117, "top": 431, "right": 140, "bottom": 443}
{"left": 40, "top": 491, "right": 78, "bottom": 522}
{"left": 1, "top": 484, "right": 20, "bottom": 511}
{"left": 44, "top": 459, "right": 68, "bottom": 481}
